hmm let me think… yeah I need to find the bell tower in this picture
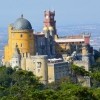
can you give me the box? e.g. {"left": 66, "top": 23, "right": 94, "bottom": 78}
{"left": 44, "top": 10, "right": 57, "bottom": 34}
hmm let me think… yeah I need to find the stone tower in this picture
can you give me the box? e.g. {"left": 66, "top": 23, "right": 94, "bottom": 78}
{"left": 33, "top": 55, "right": 48, "bottom": 84}
{"left": 49, "top": 26, "right": 55, "bottom": 56}
{"left": 83, "top": 33, "right": 91, "bottom": 45}
{"left": 43, "top": 27, "right": 51, "bottom": 57}
{"left": 43, "top": 26, "right": 55, "bottom": 57}
{"left": 10, "top": 46, "right": 21, "bottom": 68}
{"left": 82, "top": 44, "right": 90, "bottom": 71}
{"left": 81, "top": 44, "right": 91, "bottom": 87}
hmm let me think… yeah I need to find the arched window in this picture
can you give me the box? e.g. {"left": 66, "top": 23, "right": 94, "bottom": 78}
{"left": 37, "top": 62, "right": 41, "bottom": 68}
{"left": 26, "top": 52, "right": 28, "bottom": 57}
{"left": 23, "top": 53, "right": 24, "bottom": 57}
{"left": 21, "top": 43, "right": 22, "bottom": 47}
{"left": 20, "top": 34, "right": 23, "bottom": 38}
{"left": 16, "top": 43, "right": 18, "bottom": 47}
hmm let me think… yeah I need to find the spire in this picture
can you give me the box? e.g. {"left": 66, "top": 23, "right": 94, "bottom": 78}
{"left": 21, "top": 14, "right": 23, "bottom": 18}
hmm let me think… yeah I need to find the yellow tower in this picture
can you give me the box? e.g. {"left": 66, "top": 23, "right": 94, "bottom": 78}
{"left": 82, "top": 44, "right": 88, "bottom": 56}
{"left": 4, "top": 15, "right": 35, "bottom": 63}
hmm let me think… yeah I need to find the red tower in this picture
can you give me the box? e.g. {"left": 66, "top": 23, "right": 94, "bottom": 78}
{"left": 84, "top": 33, "right": 91, "bottom": 44}
{"left": 44, "top": 10, "right": 57, "bottom": 34}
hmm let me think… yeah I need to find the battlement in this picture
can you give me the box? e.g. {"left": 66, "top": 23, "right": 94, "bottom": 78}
{"left": 83, "top": 33, "right": 91, "bottom": 37}
{"left": 44, "top": 10, "right": 55, "bottom": 16}
{"left": 33, "top": 55, "right": 48, "bottom": 59}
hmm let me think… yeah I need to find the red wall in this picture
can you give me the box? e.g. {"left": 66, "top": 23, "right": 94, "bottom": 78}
{"left": 84, "top": 36, "right": 90, "bottom": 44}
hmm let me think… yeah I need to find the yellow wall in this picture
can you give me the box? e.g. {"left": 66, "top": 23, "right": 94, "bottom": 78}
{"left": 4, "top": 25, "right": 35, "bottom": 62}
{"left": 48, "top": 64, "right": 55, "bottom": 83}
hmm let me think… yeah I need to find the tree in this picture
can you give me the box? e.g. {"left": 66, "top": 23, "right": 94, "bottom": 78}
{"left": 71, "top": 64, "right": 89, "bottom": 76}
{"left": 0, "top": 66, "right": 100, "bottom": 100}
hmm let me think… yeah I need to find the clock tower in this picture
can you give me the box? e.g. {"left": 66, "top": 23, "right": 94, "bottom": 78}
{"left": 44, "top": 10, "right": 57, "bottom": 34}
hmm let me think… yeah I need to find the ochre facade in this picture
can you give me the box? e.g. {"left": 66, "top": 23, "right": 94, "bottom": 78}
{"left": 4, "top": 25, "right": 35, "bottom": 63}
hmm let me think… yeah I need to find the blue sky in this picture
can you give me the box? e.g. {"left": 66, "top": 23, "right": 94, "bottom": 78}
{"left": 0, "top": 0, "right": 100, "bottom": 27}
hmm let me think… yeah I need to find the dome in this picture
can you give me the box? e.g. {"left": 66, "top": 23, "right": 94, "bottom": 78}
{"left": 13, "top": 15, "right": 32, "bottom": 30}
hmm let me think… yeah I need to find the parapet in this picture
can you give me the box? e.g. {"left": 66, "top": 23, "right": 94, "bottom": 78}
{"left": 44, "top": 10, "right": 55, "bottom": 16}
{"left": 33, "top": 55, "right": 48, "bottom": 59}
{"left": 83, "top": 33, "right": 91, "bottom": 37}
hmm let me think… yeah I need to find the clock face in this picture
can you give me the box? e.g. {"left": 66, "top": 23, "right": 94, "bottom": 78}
{"left": 46, "top": 15, "right": 49, "bottom": 19}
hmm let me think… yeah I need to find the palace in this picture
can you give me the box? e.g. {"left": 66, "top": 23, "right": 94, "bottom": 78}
{"left": 2, "top": 11, "right": 94, "bottom": 86}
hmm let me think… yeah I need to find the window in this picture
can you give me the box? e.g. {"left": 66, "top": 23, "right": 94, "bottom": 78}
{"left": 21, "top": 43, "right": 22, "bottom": 47}
{"left": 26, "top": 52, "right": 28, "bottom": 57}
{"left": 16, "top": 43, "right": 18, "bottom": 47}
{"left": 20, "top": 34, "right": 23, "bottom": 38}
{"left": 38, "top": 69, "right": 40, "bottom": 73}
{"left": 23, "top": 53, "right": 24, "bottom": 57}
{"left": 37, "top": 62, "right": 41, "bottom": 68}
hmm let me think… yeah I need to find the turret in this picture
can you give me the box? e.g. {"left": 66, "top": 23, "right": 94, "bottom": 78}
{"left": 43, "top": 10, "right": 57, "bottom": 34}
{"left": 82, "top": 44, "right": 90, "bottom": 71}
{"left": 48, "top": 26, "right": 55, "bottom": 56}
{"left": 49, "top": 26, "right": 54, "bottom": 36}
{"left": 43, "top": 26, "right": 49, "bottom": 38}
{"left": 82, "top": 44, "right": 88, "bottom": 56}
{"left": 33, "top": 55, "right": 48, "bottom": 84}
{"left": 83, "top": 33, "right": 91, "bottom": 45}
{"left": 10, "top": 47, "right": 21, "bottom": 69}
{"left": 43, "top": 27, "right": 51, "bottom": 57}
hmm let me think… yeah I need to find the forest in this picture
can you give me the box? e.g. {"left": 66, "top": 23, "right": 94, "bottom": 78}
{"left": 0, "top": 50, "right": 100, "bottom": 100}
{"left": 0, "top": 65, "right": 99, "bottom": 100}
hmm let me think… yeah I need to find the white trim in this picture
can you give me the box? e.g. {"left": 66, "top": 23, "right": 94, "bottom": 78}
{"left": 55, "top": 39, "right": 84, "bottom": 43}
